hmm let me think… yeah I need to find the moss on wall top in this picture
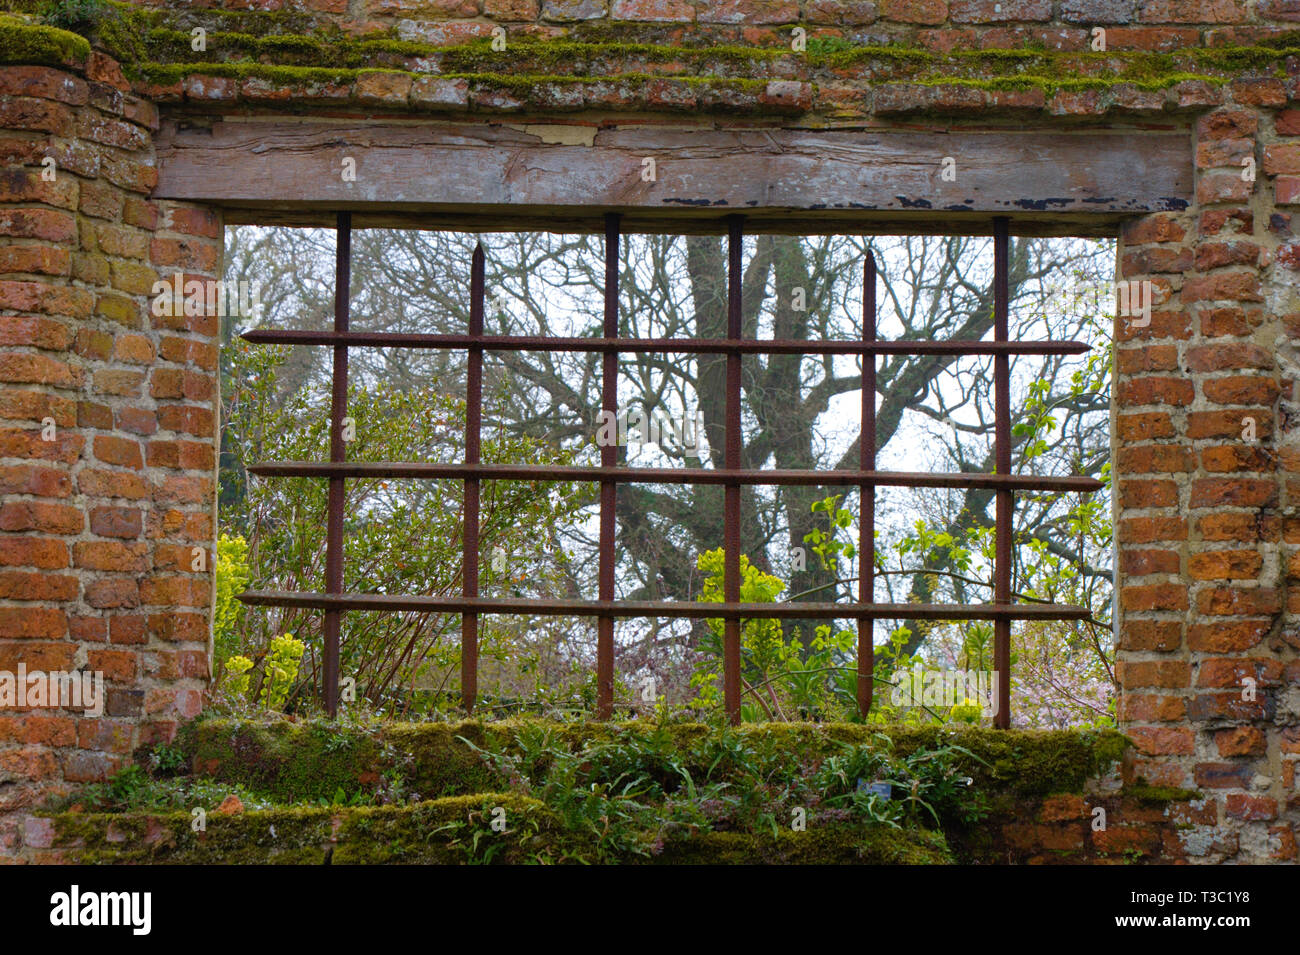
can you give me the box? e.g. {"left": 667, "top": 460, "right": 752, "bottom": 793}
{"left": 4, "top": 2, "right": 1296, "bottom": 113}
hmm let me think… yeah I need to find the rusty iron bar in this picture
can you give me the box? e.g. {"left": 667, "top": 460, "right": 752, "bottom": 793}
{"left": 598, "top": 213, "right": 619, "bottom": 720}
{"left": 241, "top": 591, "right": 1092, "bottom": 621}
{"left": 322, "top": 212, "right": 350, "bottom": 718}
{"left": 236, "top": 217, "right": 1100, "bottom": 726}
{"left": 247, "top": 461, "right": 1101, "bottom": 493}
{"left": 724, "top": 216, "right": 743, "bottom": 725}
{"left": 243, "top": 329, "right": 1089, "bottom": 358}
{"left": 993, "top": 217, "right": 1013, "bottom": 729}
{"left": 461, "top": 243, "right": 485, "bottom": 714}
{"left": 858, "top": 252, "right": 876, "bottom": 719}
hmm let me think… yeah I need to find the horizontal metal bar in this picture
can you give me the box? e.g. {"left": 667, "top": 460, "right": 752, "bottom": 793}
{"left": 246, "top": 462, "right": 1103, "bottom": 492}
{"left": 238, "top": 591, "right": 1092, "bottom": 621}
{"left": 241, "top": 329, "right": 1090, "bottom": 357}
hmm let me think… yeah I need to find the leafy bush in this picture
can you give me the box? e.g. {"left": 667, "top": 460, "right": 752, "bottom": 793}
{"left": 260, "top": 635, "right": 304, "bottom": 711}
{"left": 39, "top": 0, "right": 106, "bottom": 34}
{"left": 213, "top": 533, "right": 250, "bottom": 668}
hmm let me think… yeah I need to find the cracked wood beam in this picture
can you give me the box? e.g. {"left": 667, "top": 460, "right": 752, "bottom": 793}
{"left": 154, "top": 117, "right": 1192, "bottom": 236}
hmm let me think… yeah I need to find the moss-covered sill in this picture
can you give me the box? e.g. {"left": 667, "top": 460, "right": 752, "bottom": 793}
{"left": 166, "top": 718, "right": 1131, "bottom": 805}
{"left": 42, "top": 793, "right": 954, "bottom": 864}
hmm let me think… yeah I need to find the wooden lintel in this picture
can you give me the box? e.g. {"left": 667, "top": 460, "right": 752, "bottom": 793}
{"left": 154, "top": 118, "right": 1192, "bottom": 236}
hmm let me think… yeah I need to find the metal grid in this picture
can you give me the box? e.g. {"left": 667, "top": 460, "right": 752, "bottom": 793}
{"left": 239, "top": 213, "right": 1102, "bottom": 726}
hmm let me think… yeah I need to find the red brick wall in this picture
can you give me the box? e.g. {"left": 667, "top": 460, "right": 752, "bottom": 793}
{"left": 1115, "top": 84, "right": 1300, "bottom": 863}
{"left": 0, "top": 53, "right": 218, "bottom": 859}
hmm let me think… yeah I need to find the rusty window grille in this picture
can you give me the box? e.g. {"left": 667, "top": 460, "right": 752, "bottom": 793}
{"left": 239, "top": 212, "right": 1102, "bottom": 727}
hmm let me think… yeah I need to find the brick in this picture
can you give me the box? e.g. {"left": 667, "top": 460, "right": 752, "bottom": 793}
{"left": 0, "top": 280, "right": 92, "bottom": 319}
{"left": 1189, "top": 549, "right": 1263, "bottom": 580}
{"left": 1121, "top": 548, "right": 1180, "bottom": 576}
{"left": 72, "top": 541, "right": 148, "bottom": 573}
{"left": 1202, "top": 375, "right": 1279, "bottom": 405}
{"left": 540, "top": 0, "right": 612, "bottom": 18}
{"left": 1199, "top": 512, "right": 1276, "bottom": 543}
{"left": 1121, "top": 693, "right": 1186, "bottom": 722}
{"left": 1265, "top": 143, "right": 1300, "bottom": 175}
{"left": 1199, "top": 208, "right": 1252, "bottom": 237}
{"left": 879, "top": 0, "right": 946, "bottom": 23}
{"left": 1231, "top": 78, "right": 1286, "bottom": 107}
{"left": 1181, "top": 271, "right": 1261, "bottom": 303}
{"left": 1128, "top": 726, "right": 1195, "bottom": 756}
{"left": 1120, "top": 584, "right": 1189, "bottom": 613}
{"left": 1225, "top": 794, "right": 1277, "bottom": 820}
{"left": 1194, "top": 241, "right": 1261, "bottom": 270}
{"left": 1119, "top": 479, "right": 1178, "bottom": 508}
{"left": 1116, "top": 412, "right": 1175, "bottom": 441}
{"left": 1189, "top": 478, "right": 1276, "bottom": 508}
{"left": 1215, "top": 727, "right": 1266, "bottom": 756}
{"left": 0, "top": 388, "right": 74, "bottom": 426}
{"left": 0, "top": 501, "right": 82, "bottom": 535}
{"left": 1187, "top": 410, "right": 1271, "bottom": 440}
{"left": 949, "top": 0, "right": 1049, "bottom": 22}
{"left": 0, "top": 317, "right": 69, "bottom": 356}
{"left": 1196, "top": 170, "right": 1254, "bottom": 205}
{"left": 0, "top": 464, "right": 70, "bottom": 498}
{"left": 1140, "top": 0, "right": 1245, "bottom": 22}
{"left": 485, "top": 0, "right": 542, "bottom": 14}
{"left": 804, "top": 0, "right": 876, "bottom": 24}
{"left": 1116, "top": 444, "right": 1194, "bottom": 473}
{"left": 0, "top": 169, "right": 78, "bottom": 211}
{"left": 1196, "top": 587, "right": 1281, "bottom": 616}
{"left": 1198, "top": 109, "right": 1258, "bottom": 141}
{"left": 84, "top": 577, "right": 140, "bottom": 610}
{"left": 77, "top": 468, "right": 148, "bottom": 500}
{"left": 1120, "top": 620, "right": 1182, "bottom": 652}
{"left": 1201, "top": 445, "right": 1271, "bottom": 473}
{"left": 1116, "top": 377, "right": 1193, "bottom": 406}
{"left": 0, "top": 537, "right": 67, "bottom": 569}
{"left": 0, "top": 608, "right": 65, "bottom": 639}
{"left": 1116, "top": 344, "right": 1178, "bottom": 374}
{"left": 0, "top": 570, "right": 77, "bottom": 601}
{"left": 88, "top": 506, "right": 142, "bottom": 539}
{"left": 1186, "top": 620, "right": 1267, "bottom": 652}
{"left": 93, "top": 435, "right": 143, "bottom": 470}
{"left": 1122, "top": 215, "right": 1187, "bottom": 245}
{"left": 1118, "top": 516, "right": 1187, "bottom": 544}
{"left": 0, "top": 66, "right": 87, "bottom": 105}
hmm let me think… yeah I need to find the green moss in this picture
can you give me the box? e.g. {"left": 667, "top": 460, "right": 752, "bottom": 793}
{"left": 1126, "top": 783, "right": 1202, "bottom": 805}
{"left": 51, "top": 805, "right": 338, "bottom": 864}
{"left": 131, "top": 61, "right": 371, "bottom": 88}
{"left": 23, "top": 0, "right": 1294, "bottom": 100}
{"left": 913, "top": 72, "right": 1226, "bottom": 96}
{"left": 46, "top": 792, "right": 952, "bottom": 864}
{"left": 0, "top": 13, "right": 90, "bottom": 64}
{"left": 181, "top": 719, "right": 1130, "bottom": 803}
{"left": 651, "top": 825, "right": 951, "bottom": 865}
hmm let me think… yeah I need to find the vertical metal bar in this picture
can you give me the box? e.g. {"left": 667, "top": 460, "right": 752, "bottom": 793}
{"left": 323, "top": 212, "right": 350, "bottom": 718}
{"left": 462, "top": 243, "right": 485, "bottom": 713}
{"left": 597, "top": 214, "right": 620, "bottom": 720}
{"left": 993, "top": 217, "right": 1012, "bottom": 729}
{"left": 724, "top": 216, "right": 744, "bottom": 725}
{"left": 858, "top": 252, "right": 876, "bottom": 718}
